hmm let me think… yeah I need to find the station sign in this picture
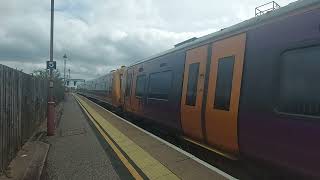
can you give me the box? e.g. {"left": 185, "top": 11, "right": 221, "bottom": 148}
{"left": 46, "top": 61, "right": 57, "bottom": 70}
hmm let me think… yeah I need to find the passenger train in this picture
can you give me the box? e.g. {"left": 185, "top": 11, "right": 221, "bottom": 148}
{"left": 78, "top": 0, "right": 320, "bottom": 178}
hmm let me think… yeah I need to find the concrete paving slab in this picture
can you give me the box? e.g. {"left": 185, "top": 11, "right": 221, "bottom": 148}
{"left": 41, "top": 94, "right": 129, "bottom": 180}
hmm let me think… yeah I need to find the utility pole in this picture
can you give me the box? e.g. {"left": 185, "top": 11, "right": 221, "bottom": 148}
{"left": 63, "top": 54, "right": 67, "bottom": 88}
{"left": 47, "top": 0, "right": 55, "bottom": 136}
{"left": 68, "top": 68, "right": 71, "bottom": 80}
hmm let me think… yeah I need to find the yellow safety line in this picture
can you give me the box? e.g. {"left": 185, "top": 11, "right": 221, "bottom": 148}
{"left": 73, "top": 94, "right": 180, "bottom": 180}
{"left": 73, "top": 95, "right": 143, "bottom": 180}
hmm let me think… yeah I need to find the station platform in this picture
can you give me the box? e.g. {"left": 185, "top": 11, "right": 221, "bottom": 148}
{"left": 43, "top": 93, "right": 236, "bottom": 179}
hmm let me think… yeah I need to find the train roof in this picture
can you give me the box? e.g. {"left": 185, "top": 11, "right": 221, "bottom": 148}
{"left": 129, "top": 0, "right": 320, "bottom": 67}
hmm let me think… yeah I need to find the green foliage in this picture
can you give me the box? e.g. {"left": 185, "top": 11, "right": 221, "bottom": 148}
{"left": 32, "top": 69, "right": 62, "bottom": 79}
{"left": 32, "top": 69, "right": 65, "bottom": 103}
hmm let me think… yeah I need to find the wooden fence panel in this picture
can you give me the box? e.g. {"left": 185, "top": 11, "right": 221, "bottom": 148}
{"left": 0, "top": 65, "right": 4, "bottom": 171}
{"left": 0, "top": 64, "right": 48, "bottom": 173}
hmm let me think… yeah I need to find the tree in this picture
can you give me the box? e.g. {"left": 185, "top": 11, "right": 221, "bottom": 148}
{"left": 32, "top": 69, "right": 62, "bottom": 79}
{"left": 32, "top": 69, "right": 65, "bottom": 102}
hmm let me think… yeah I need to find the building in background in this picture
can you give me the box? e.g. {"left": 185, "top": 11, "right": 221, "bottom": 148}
{"left": 66, "top": 79, "right": 85, "bottom": 91}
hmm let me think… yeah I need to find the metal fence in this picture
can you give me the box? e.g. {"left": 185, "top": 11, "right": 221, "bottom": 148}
{"left": 0, "top": 64, "right": 48, "bottom": 173}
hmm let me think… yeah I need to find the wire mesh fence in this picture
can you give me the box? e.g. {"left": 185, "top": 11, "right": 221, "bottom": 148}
{"left": 0, "top": 64, "right": 48, "bottom": 173}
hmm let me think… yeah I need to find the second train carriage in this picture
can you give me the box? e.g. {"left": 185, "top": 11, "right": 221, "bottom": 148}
{"left": 78, "top": 0, "right": 320, "bottom": 178}
{"left": 78, "top": 66, "right": 125, "bottom": 108}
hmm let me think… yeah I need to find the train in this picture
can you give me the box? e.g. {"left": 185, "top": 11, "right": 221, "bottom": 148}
{"left": 77, "top": 0, "right": 320, "bottom": 178}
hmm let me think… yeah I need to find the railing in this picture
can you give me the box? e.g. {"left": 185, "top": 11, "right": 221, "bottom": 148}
{"left": 255, "top": 1, "right": 281, "bottom": 17}
{"left": 0, "top": 64, "right": 48, "bottom": 174}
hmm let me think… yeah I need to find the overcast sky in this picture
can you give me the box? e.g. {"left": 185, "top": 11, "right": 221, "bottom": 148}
{"left": 0, "top": 0, "right": 296, "bottom": 80}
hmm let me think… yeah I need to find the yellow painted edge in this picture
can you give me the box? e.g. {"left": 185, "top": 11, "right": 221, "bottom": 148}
{"left": 183, "top": 137, "right": 238, "bottom": 160}
{"left": 73, "top": 94, "right": 144, "bottom": 180}
{"left": 74, "top": 94, "right": 180, "bottom": 179}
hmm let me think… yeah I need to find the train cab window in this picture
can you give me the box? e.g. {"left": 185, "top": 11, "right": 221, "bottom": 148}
{"left": 135, "top": 75, "right": 146, "bottom": 97}
{"left": 278, "top": 46, "right": 320, "bottom": 117}
{"left": 148, "top": 71, "right": 172, "bottom": 100}
{"left": 186, "top": 63, "right": 200, "bottom": 106}
{"left": 214, "top": 56, "right": 235, "bottom": 111}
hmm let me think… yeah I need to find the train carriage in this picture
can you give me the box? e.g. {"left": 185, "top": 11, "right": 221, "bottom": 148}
{"left": 78, "top": 0, "right": 320, "bottom": 178}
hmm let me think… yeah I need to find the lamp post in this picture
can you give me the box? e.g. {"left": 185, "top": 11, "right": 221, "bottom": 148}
{"left": 63, "top": 54, "right": 67, "bottom": 88}
{"left": 47, "top": 0, "right": 55, "bottom": 136}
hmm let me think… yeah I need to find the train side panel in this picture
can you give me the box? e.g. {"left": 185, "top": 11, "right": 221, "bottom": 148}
{"left": 95, "top": 75, "right": 109, "bottom": 102}
{"left": 239, "top": 6, "right": 320, "bottom": 177}
{"left": 123, "top": 50, "right": 185, "bottom": 130}
{"left": 143, "top": 50, "right": 185, "bottom": 130}
{"left": 81, "top": 73, "right": 113, "bottom": 105}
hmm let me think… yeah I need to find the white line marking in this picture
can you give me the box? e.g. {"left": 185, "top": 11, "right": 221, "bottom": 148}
{"left": 79, "top": 94, "right": 237, "bottom": 180}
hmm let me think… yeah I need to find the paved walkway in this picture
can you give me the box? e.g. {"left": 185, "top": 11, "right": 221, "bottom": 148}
{"left": 41, "top": 94, "right": 130, "bottom": 180}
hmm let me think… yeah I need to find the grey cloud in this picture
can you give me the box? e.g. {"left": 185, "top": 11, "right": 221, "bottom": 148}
{"left": 0, "top": 0, "right": 296, "bottom": 80}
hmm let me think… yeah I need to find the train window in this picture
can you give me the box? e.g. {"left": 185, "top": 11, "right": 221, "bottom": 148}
{"left": 278, "top": 46, "right": 320, "bottom": 117}
{"left": 186, "top": 63, "right": 200, "bottom": 106}
{"left": 135, "top": 75, "right": 146, "bottom": 97}
{"left": 214, "top": 56, "right": 235, "bottom": 111}
{"left": 148, "top": 71, "right": 172, "bottom": 100}
{"left": 125, "top": 72, "right": 132, "bottom": 97}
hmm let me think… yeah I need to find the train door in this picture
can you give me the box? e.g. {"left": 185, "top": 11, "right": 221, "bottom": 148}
{"left": 124, "top": 68, "right": 134, "bottom": 112}
{"left": 108, "top": 75, "right": 114, "bottom": 102}
{"left": 119, "top": 68, "right": 124, "bottom": 105}
{"left": 112, "top": 70, "right": 121, "bottom": 107}
{"left": 180, "top": 45, "right": 208, "bottom": 141}
{"left": 130, "top": 65, "right": 145, "bottom": 115}
{"left": 205, "top": 33, "right": 246, "bottom": 154}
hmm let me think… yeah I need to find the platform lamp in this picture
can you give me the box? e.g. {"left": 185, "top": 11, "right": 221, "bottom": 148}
{"left": 47, "top": 0, "right": 55, "bottom": 136}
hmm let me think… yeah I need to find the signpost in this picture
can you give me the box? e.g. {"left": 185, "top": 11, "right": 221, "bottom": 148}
{"left": 46, "top": 61, "right": 56, "bottom": 70}
{"left": 47, "top": 0, "right": 55, "bottom": 136}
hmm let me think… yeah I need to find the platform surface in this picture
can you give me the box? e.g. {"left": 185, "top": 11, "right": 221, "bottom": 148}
{"left": 73, "top": 93, "right": 236, "bottom": 180}
{"left": 42, "top": 94, "right": 128, "bottom": 180}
